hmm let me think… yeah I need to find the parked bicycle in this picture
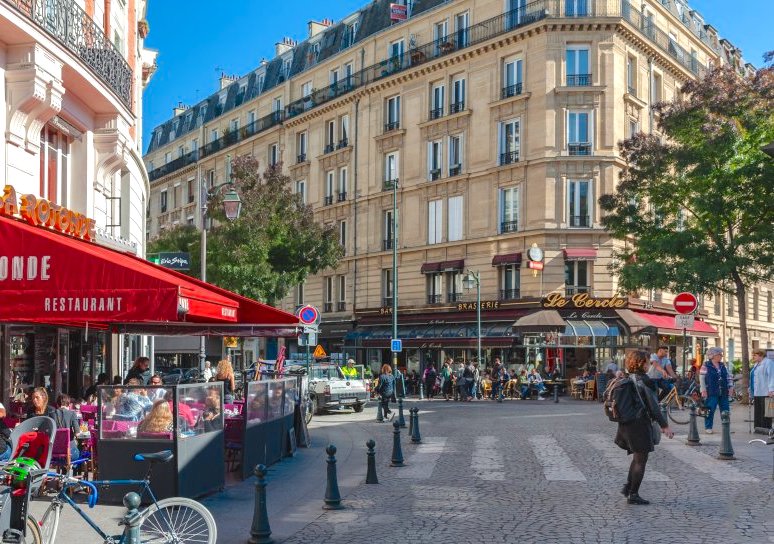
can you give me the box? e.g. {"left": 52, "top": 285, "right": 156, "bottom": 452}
{"left": 660, "top": 380, "right": 704, "bottom": 424}
{"left": 38, "top": 450, "right": 216, "bottom": 543}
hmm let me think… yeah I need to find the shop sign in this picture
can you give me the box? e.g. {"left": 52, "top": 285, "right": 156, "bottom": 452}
{"left": 1, "top": 184, "right": 96, "bottom": 241}
{"left": 457, "top": 301, "right": 500, "bottom": 311}
{"left": 389, "top": 3, "right": 408, "bottom": 21}
{"left": 542, "top": 293, "right": 627, "bottom": 309}
{"left": 379, "top": 306, "right": 394, "bottom": 315}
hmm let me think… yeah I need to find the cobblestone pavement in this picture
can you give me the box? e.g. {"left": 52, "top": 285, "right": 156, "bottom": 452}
{"left": 281, "top": 399, "right": 774, "bottom": 544}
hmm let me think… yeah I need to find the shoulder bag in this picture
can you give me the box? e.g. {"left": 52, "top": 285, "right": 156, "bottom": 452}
{"left": 632, "top": 378, "right": 662, "bottom": 445}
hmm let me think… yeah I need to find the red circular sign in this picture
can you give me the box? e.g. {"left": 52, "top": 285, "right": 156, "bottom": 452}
{"left": 673, "top": 292, "right": 698, "bottom": 314}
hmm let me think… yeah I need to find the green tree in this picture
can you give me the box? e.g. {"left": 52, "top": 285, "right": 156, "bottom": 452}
{"left": 599, "top": 59, "right": 774, "bottom": 397}
{"left": 149, "top": 156, "right": 343, "bottom": 305}
{"left": 147, "top": 224, "right": 201, "bottom": 277}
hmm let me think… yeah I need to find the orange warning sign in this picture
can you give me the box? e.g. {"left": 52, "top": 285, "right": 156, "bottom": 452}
{"left": 313, "top": 345, "right": 327, "bottom": 358}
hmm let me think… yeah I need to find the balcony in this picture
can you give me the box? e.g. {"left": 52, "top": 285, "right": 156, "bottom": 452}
{"left": 382, "top": 297, "right": 394, "bottom": 308}
{"left": 337, "top": 138, "right": 349, "bottom": 149}
{"left": 427, "top": 294, "right": 443, "bottom": 304}
{"left": 566, "top": 74, "right": 592, "bottom": 86}
{"left": 500, "top": 289, "right": 520, "bottom": 300}
{"left": 500, "top": 151, "right": 519, "bottom": 165}
{"left": 383, "top": 179, "right": 399, "bottom": 191}
{"left": 500, "top": 220, "right": 519, "bottom": 233}
{"left": 324, "top": 143, "right": 335, "bottom": 154}
{"left": 568, "top": 143, "right": 592, "bottom": 156}
{"left": 627, "top": 85, "right": 637, "bottom": 96}
{"left": 447, "top": 293, "right": 464, "bottom": 303}
{"left": 429, "top": 107, "right": 444, "bottom": 120}
{"left": 565, "top": 286, "right": 591, "bottom": 296}
{"left": 337, "top": 191, "right": 347, "bottom": 202}
{"left": 569, "top": 215, "right": 590, "bottom": 227}
{"left": 148, "top": 150, "right": 199, "bottom": 182}
{"left": 429, "top": 169, "right": 441, "bottom": 181}
{"left": 323, "top": 302, "right": 333, "bottom": 313}
{"left": 296, "top": 153, "right": 307, "bottom": 164}
{"left": 501, "top": 83, "right": 523, "bottom": 99}
{"left": 384, "top": 121, "right": 400, "bottom": 133}
{"left": 323, "top": 195, "right": 334, "bottom": 206}
{"left": 449, "top": 165, "right": 462, "bottom": 177}
{"left": 383, "top": 239, "right": 394, "bottom": 251}
{"left": 337, "top": 302, "right": 347, "bottom": 312}
{"left": 449, "top": 101, "right": 465, "bottom": 114}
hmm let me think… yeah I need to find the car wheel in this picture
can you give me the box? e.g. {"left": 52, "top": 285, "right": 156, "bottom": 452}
{"left": 353, "top": 403, "right": 364, "bottom": 413}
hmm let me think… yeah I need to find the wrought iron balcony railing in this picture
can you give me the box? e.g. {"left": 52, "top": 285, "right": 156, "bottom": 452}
{"left": 427, "top": 294, "right": 443, "bottom": 304}
{"left": 566, "top": 74, "right": 592, "bottom": 86}
{"left": 323, "top": 302, "right": 333, "bottom": 313}
{"left": 500, "top": 151, "right": 519, "bottom": 165}
{"left": 500, "top": 289, "right": 521, "bottom": 300}
{"left": 568, "top": 143, "right": 592, "bottom": 156}
{"left": 324, "top": 143, "right": 335, "bottom": 154}
{"left": 569, "top": 215, "right": 590, "bottom": 227}
{"left": 384, "top": 121, "right": 400, "bottom": 132}
{"left": 337, "top": 191, "right": 347, "bottom": 202}
{"left": 296, "top": 153, "right": 307, "bottom": 163}
{"left": 429, "top": 107, "right": 444, "bottom": 120}
{"left": 383, "top": 239, "right": 394, "bottom": 251}
{"left": 449, "top": 165, "right": 462, "bottom": 177}
{"left": 323, "top": 195, "right": 334, "bottom": 206}
{"left": 447, "top": 292, "right": 463, "bottom": 303}
{"left": 565, "top": 286, "right": 591, "bottom": 296}
{"left": 501, "top": 83, "right": 523, "bottom": 99}
{"left": 429, "top": 169, "right": 441, "bottom": 181}
{"left": 337, "top": 302, "right": 347, "bottom": 312}
{"left": 4, "top": 0, "right": 132, "bottom": 107}
{"left": 383, "top": 178, "right": 399, "bottom": 191}
{"left": 500, "top": 220, "right": 519, "bottom": 233}
{"left": 337, "top": 138, "right": 349, "bottom": 149}
{"left": 449, "top": 101, "right": 466, "bottom": 114}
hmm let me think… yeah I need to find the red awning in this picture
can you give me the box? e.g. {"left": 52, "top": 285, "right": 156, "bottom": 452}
{"left": 633, "top": 311, "right": 718, "bottom": 336}
{"left": 441, "top": 259, "right": 465, "bottom": 271}
{"left": 420, "top": 262, "right": 441, "bottom": 274}
{"left": 0, "top": 215, "right": 299, "bottom": 331}
{"left": 563, "top": 248, "right": 598, "bottom": 260}
{"left": 492, "top": 253, "right": 522, "bottom": 266}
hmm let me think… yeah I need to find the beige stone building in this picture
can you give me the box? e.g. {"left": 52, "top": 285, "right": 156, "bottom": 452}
{"left": 143, "top": 0, "right": 771, "bottom": 375}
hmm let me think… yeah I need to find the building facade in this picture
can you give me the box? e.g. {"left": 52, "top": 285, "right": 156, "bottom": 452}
{"left": 144, "top": 0, "right": 771, "bottom": 376}
{"left": 1, "top": 0, "right": 156, "bottom": 398}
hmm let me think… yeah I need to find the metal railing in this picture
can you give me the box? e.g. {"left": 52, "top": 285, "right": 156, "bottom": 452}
{"left": 501, "top": 83, "right": 523, "bottom": 99}
{"left": 4, "top": 0, "right": 132, "bottom": 107}
{"left": 383, "top": 178, "right": 399, "bottom": 191}
{"left": 566, "top": 74, "right": 592, "bottom": 86}
{"left": 337, "top": 138, "right": 349, "bottom": 149}
{"left": 429, "top": 169, "right": 441, "bottom": 181}
{"left": 323, "top": 302, "right": 333, "bottom": 312}
{"left": 500, "top": 151, "right": 519, "bottom": 165}
{"left": 384, "top": 121, "right": 400, "bottom": 132}
{"left": 569, "top": 215, "right": 590, "bottom": 227}
{"left": 324, "top": 143, "right": 335, "bottom": 154}
{"left": 627, "top": 85, "right": 637, "bottom": 96}
{"left": 337, "top": 191, "right": 347, "bottom": 202}
{"left": 568, "top": 143, "right": 592, "bottom": 156}
{"left": 500, "top": 289, "right": 521, "bottom": 300}
{"left": 337, "top": 302, "right": 347, "bottom": 312}
{"left": 383, "top": 239, "right": 394, "bottom": 251}
{"left": 382, "top": 297, "right": 393, "bottom": 307}
{"left": 565, "top": 286, "right": 591, "bottom": 295}
{"left": 447, "top": 292, "right": 464, "bottom": 303}
{"left": 449, "top": 101, "right": 466, "bottom": 114}
{"left": 429, "top": 107, "right": 444, "bottom": 120}
{"left": 147, "top": 0, "right": 709, "bottom": 182}
{"left": 427, "top": 294, "right": 443, "bottom": 304}
{"left": 296, "top": 153, "right": 307, "bottom": 163}
{"left": 500, "top": 220, "right": 519, "bottom": 233}
{"left": 449, "top": 165, "right": 462, "bottom": 177}
{"left": 323, "top": 195, "right": 334, "bottom": 206}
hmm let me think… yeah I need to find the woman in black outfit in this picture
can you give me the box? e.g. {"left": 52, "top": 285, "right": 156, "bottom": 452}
{"left": 615, "top": 350, "right": 674, "bottom": 505}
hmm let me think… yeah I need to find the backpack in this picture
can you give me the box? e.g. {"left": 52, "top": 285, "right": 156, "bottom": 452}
{"left": 602, "top": 376, "right": 641, "bottom": 423}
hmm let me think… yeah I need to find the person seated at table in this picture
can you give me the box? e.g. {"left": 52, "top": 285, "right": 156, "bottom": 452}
{"left": 202, "top": 395, "right": 223, "bottom": 432}
{"left": 519, "top": 370, "right": 532, "bottom": 399}
{"left": 0, "top": 403, "right": 13, "bottom": 462}
{"left": 138, "top": 400, "right": 173, "bottom": 435}
{"left": 163, "top": 390, "right": 196, "bottom": 429}
{"left": 113, "top": 383, "right": 147, "bottom": 422}
{"left": 147, "top": 374, "right": 167, "bottom": 401}
{"left": 54, "top": 394, "right": 81, "bottom": 462}
{"left": 529, "top": 368, "right": 547, "bottom": 399}
{"left": 83, "top": 373, "right": 109, "bottom": 402}
{"left": 127, "top": 378, "right": 154, "bottom": 413}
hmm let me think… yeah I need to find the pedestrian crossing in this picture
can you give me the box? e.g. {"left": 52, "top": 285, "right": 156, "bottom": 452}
{"left": 394, "top": 437, "right": 447, "bottom": 480}
{"left": 584, "top": 433, "right": 669, "bottom": 482}
{"left": 528, "top": 435, "right": 587, "bottom": 481}
{"left": 471, "top": 436, "right": 505, "bottom": 481}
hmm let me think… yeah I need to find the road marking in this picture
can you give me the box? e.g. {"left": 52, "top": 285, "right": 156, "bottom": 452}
{"left": 585, "top": 434, "right": 669, "bottom": 482}
{"left": 394, "top": 437, "right": 447, "bottom": 480}
{"left": 519, "top": 412, "right": 588, "bottom": 418}
{"left": 472, "top": 436, "right": 504, "bottom": 481}
{"left": 660, "top": 440, "right": 759, "bottom": 482}
{"left": 528, "top": 435, "right": 586, "bottom": 481}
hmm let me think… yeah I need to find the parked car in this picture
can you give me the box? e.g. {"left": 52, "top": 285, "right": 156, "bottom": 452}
{"left": 307, "top": 363, "right": 369, "bottom": 415}
{"left": 161, "top": 367, "right": 203, "bottom": 385}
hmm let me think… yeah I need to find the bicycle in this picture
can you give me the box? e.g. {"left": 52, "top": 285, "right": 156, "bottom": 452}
{"left": 660, "top": 380, "right": 701, "bottom": 424}
{"left": 0, "top": 459, "right": 48, "bottom": 543}
{"left": 38, "top": 450, "right": 216, "bottom": 543}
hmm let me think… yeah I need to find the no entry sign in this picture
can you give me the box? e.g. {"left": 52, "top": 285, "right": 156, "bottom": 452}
{"left": 673, "top": 292, "right": 698, "bottom": 314}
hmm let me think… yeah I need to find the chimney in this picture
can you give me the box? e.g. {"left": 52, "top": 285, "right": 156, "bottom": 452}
{"left": 308, "top": 18, "right": 333, "bottom": 39}
{"left": 275, "top": 37, "right": 296, "bottom": 57}
{"left": 172, "top": 101, "right": 188, "bottom": 116}
{"left": 260, "top": 58, "right": 269, "bottom": 67}
{"left": 219, "top": 72, "right": 238, "bottom": 89}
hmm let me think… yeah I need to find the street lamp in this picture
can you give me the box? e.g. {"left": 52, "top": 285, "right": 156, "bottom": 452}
{"left": 463, "top": 270, "right": 481, "bottom": 366}
{"left": 198, "top": 158, "right": 242, "bottom": 371}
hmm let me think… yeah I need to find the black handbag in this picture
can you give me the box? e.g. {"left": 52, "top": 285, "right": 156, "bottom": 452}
{"left": 633, "top": 379, "right": 661, "bottom": 445}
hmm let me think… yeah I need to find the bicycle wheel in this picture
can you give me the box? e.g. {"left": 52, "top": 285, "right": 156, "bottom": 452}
{"left": 140, "top": 497, "right": 217, "bottom": 543}
{"left": 667, "top": 395, "right": 695, "bottom": 425}
{"left": 38, "top": 502, "right": 61, "bottom": 544}
{"left": 24, "top": 514, "right": 43, "bottom": 544}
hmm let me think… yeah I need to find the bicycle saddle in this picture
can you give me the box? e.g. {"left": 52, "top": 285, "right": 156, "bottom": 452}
{"left": 134, "top": 450, "right": 174, "bottom": 463}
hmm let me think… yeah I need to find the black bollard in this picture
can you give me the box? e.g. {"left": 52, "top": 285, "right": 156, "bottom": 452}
{"left": 376, "top": 399, "right": 384, "bottom": 422}
{"left": 398, "top": 397, "right": 406, "bottom": 428}
{"left": 366, "top": 439, "right": 379, "bottom": 484}
{"left": 408, "top": 407, "right": 414, "bottom": 437}
{"left": 411, "top": 407, "right": 422, "bottom": 444}
{"left": 717, "top": 411, "right": 736, "bottom": 460}
{"left": 248, "top": 465, "right": 274, "bottom": 544}
{"left": 390, "top": 420, "right": 405, "bottom": 467}
{"left": 686, "top": 404, "right": 701, "bottom": 446}
{"left": 323, "top": 444, "right": 344, "bottom": 509}
{"left": 553, "top": 382, "right": 559, "bottom": 403}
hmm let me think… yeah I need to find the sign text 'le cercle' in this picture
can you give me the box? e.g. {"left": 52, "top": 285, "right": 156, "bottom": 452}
{"left": 542, "top": 293, "right": 628, "bottom": 309}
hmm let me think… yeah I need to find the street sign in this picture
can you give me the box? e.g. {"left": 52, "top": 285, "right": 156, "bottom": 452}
{"left": 313, "top": 344, "right": 327, "bottom": 358}
{"left": 673, "top": 292, "right": 698, "bottom": 314}
{"left": 527, "top": 261, "right": 544, "bottom": 270}
{"left": 675, "top": 314, "right": 695, "bottom": 329}
{"left": 297, "top": 305, "right": 321, "bottom": 325}
{"left": 297, "top": 331, "right": 317, "bottom": 347}
{"left": 391, "top": 338, "right": 403, "bottom": 353}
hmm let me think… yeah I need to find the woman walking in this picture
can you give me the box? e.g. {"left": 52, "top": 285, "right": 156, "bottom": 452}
{"left": 423, "top": 363, "right": 438, "bottom": 400}
{"left": 699, "top": 347, "right": 734, "bottom": 434}
{"left": 615, "top": 350, "right": 674, "bottom": 505}
{"left": 440, "top": 360, "right": 452, "bottom": 401}
{"left": 378, "top": 364, "right": 395, "bottom": 419}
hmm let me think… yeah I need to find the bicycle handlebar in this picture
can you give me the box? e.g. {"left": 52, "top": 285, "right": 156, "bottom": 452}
{"left": 46, "top": 473, "right": 99, "bottom": 508}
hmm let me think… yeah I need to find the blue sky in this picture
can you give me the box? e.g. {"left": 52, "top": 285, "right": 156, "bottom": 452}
{"left": 141, "top": 0, "right": 773, "bottom": 151}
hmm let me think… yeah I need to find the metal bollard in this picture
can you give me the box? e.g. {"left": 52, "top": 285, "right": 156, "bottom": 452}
{"left": 323, "top": 444, "right": 344, "bottom": 509}
{"left": 397, "top": 397, "right": 406, "bottom": 428}
{"left": 553, "top": 382, "right": 559, "bottom": 403}
{"left": 411, "top": 407, "right": 422, "bottom": 444}
{"left": 248, "top": 465, "right": 274, "bottom": 544}
{"left": 390, "top": 420, "right": 405, "bottom": 467}
{"left": 121, "top": 492, "right": 142, "bottom": 544}
{"left": 366, "top": 439, "right": 379, "bottom": 484}
{"left": 419, "top": 381, "right": 425, "bottom": 400}
{"left": 376, "top": 399, "right": 384, "bottom": 422}
{"left": 686, "top": 404, "right": 701, "bottom": 446}
{"left": 717, "top": 411, "right": 736, "bottom": 460}
{"left": 408, "top": 407, "right": 414, "bottom": 437}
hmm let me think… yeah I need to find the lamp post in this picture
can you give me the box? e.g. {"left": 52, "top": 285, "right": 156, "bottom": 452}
{"left": 199, "top": 158, "right": 242, "bottom": 371}
{"left": 391, "top": 178, "right": 399, "bottom": 379}
{"left": 463, "top": 270, "right": 481, "bottom": 365}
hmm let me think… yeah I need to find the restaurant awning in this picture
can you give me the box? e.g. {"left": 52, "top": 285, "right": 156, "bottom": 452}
{"left": 0, "top": 215, "right": 300, "bottom": 334}
{"left": 441, "top": 259, "right": 465, "bottom": 271}
{"left": 565, "top": 320, "right": 619, "bottom": 337}
{"left": 492, "top": 253, "right": 522, "bottom": 266}
{"left": 512, "top": 310, "right": 566, "bottom": 331}
{"left": 563, "top": 248, "right": 598, "bottom": 260}
{"left": 420, "top": 262, "right": 441, "bottom": 274}
{"left": 632, "top": 311, "right": 718, "bottom": 336}
{"left": 615, "top": 309, "right": 657, "bottom": 334}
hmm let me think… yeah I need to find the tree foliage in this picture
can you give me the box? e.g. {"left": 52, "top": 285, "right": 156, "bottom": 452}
{"left": 599, "top": 59, "right": 774, "bottom": 390}
{"left": 149, "top": 156, "right": 343, "bottom": 305}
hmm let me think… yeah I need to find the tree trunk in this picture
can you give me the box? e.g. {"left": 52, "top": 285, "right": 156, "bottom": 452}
{"left": 732, "top": 274, "right": 750, "bottom": 403}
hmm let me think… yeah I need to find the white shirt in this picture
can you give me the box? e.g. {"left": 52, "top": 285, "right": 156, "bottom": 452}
{"left": 203, "top": 367, "right": 213, "bottom": 382}
{"left": 750, "top": 357, "right": 774, "bottom": 397}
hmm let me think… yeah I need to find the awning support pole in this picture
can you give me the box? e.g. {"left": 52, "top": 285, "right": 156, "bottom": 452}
{"left": 682, "top": 327, "right": 687, "bottom": 377}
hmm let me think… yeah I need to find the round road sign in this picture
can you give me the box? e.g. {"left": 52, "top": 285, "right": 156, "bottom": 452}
{"left": 297, "top": 305, "right": 320, "bottom": 325}
{"left": 673, "top": 292, "right": 698, "bottom": 315}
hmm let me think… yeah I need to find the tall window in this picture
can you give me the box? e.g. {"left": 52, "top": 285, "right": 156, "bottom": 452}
{"left": 330, "top": 69, "right": 339, "bottom": 86}
{"left": 428, "top": 199, "right": 443, "bottom": 244}
{"left": 568, "top": 180, "right": 591, "bottom": 227}
{"left": 210, "top": 129, "right": 218, "bottom": 143}
{"left": 230, "top": 118, "right": 239, "bottom": 133}
{"left": 449, "top": 134, "right": 462, "bottom": 175}
{"left": 501, "top": 264, "right": 520, "bottom": 300}
{"left": 427, "top": 273, "right": 443, "bottom": 304}
{"left": 447, "top": 271, "right": 463, "bottom": 302}
{"left": 295, "top": 180, "right": 306, "bottom": 204}
{"left": 434, "top": 21, "right": 448, "bottom": 55}
{"left": 383, "top": 209, "right": 396, "bottom": 250}
{"left": 427, "top": 140, "right": 443, "bottom": 180}
{"left": 325, "top": 171, "right": 335, "bottom": 205}
{"left": 565, "top": 0, "right": 588, "bottom": 16}
{"left": 324, "top": 277, "right": 333, "bottom": 311}
{"left": 273, "top": 97, "right": 283, "bottom": 114}
{"left": 451, "top": 77, "right": 466, "bottom": 111}
{"left": 454, "top": 12, "right": 469, "bottom": 48}
{"left": 385, "top": 96, "right": 401, "bottom": 131}
{"left": 269, "top": 143, "right": 279, "bottom": 167}
{"left": 430, "top": 83, "right": 445, "bottom": 119}
{"left": 448, "top": 195, "right": 463, "bottom": 241}
{"left": 39, "top": 126, "right": 70, "bottom": 204}
{"left": 296, "top": 283, "right": 304, "bottom": 306}
{"left": 627, "top": 55, "right": 637, "bottom": 95}
{"left": 503, "top": 58, "right": 523, "bottom": 98}
{"left": 568, "top": 111, "right": 591, "bottom": 155}
{"left": 344, "top": 63, "right": 353, "bottom": 86}
{"left": 160, "top": 190, "right": 168, "bottom": 213}
{"left": 339, "top": 220, "right": 347, "bottom": 254}
{"left": 301, "top": 81, "right": 312, "bottom": 98}
{"left": 390, "top": 39, "right": 405, "bottom": 60}
{"left": 187, "top": 179, "right": 195, "bottom": 203}
{"left": 297, "top": 132, "right": 307, "bottom": 162}
{"left": 338, "top": 168, "right": 348, "bottom": 200}
{"left": 383, "top": 269, "right": 394, "bottom": 304}
{"left": 325, "top": 120, "right": 336, "bottom": 152}
{"left": 499, "top": 187, "right": 519, "bottom": 232}
{"left": 652, "top": 72, "right": 663, "bottom": 103}
{"left": 385, "top": 152, "right": 399, "bottom": 183}
{"left": 499, "top": 119, "right": 520, "bottom": 165}
{"left": 178, "top": 145, "right": 185, "bottom": 158}
{"left": 337, "top": 275, "right": 346, "bottom": 309}
{"left": 340, "top": 114, "right": 350, "bottom": 146}
{"left": 565, "top": 261, "right": 590, "bottom": 295}
{"left": 506, "top": 0, "right": 528, "bottom": 29}
{"left": 566, "top": 46, "right": 590, "bottom": 86}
